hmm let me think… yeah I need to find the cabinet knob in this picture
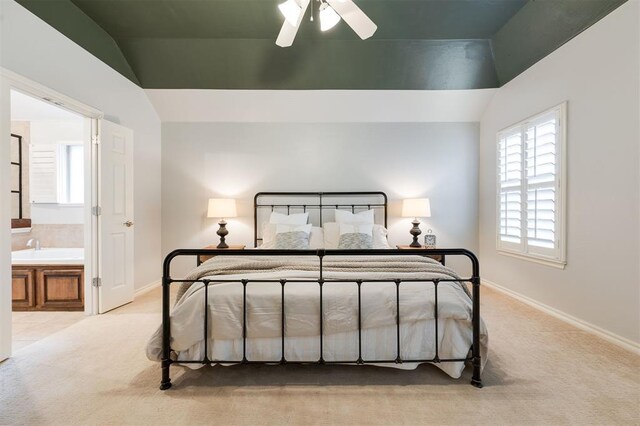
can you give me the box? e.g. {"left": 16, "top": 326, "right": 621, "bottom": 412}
{"left": 123, "top": 221, "right": 134, "bottom": 227}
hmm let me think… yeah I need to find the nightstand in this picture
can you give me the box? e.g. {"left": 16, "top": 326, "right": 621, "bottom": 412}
{"left": 197, "top": 244, "right": 246, "bottom": 266}
{"left": 396, "top": 245, "right": 445, "bottom": 265}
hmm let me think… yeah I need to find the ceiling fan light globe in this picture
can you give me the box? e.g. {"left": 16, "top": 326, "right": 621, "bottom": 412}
{"left": 278, "top": 0, "right": 302, "bottom": 26}
{"left": 319, "top": 3, "right": 341, "bottom": 31}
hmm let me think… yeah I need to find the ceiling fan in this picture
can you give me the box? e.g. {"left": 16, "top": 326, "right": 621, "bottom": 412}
{"left": 276, "top": 0, "right": 377, "bottom": 47}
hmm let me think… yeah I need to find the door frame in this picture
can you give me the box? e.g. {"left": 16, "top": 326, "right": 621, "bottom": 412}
{"left": 0, "top": 68, "right": 103, "bottom": 361}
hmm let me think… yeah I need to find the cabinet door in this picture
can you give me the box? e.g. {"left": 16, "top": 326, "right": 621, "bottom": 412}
{"left": 37, "top": 268, "right": 84, "bottom": 311}
{"left": 12, "top": 269, "right": 35, "bottom": 310}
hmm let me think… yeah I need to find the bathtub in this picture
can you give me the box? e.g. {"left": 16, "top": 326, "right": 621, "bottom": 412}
{"left": 11, "top": 248, "right": 84, "bottom": 265}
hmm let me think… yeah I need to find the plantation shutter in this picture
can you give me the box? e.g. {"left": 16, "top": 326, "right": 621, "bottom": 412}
{"left": 496, "top": 103, "right": 565, "bottom": 265}
{"left": 29, "top": 144, "right": 59, "bottom": 203}
{"left": 525, "top": 112, "right": 559, "bottom": 255}
{"left": 498, "top": 129, "right": 523, "bottom": 249}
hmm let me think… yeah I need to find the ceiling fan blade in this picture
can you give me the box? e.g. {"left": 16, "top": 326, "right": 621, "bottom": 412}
{"left": 326, "top": 0, "right": 377, "bottom": 40}
{"left": 276, "top": 0, "right": 310, "bottom": 47}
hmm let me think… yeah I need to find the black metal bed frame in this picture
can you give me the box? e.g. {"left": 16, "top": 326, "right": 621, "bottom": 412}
{"left": 160, "top": 192, "right": 482, "bottom": 390}
{"left": 254, "top": 191, "right": 388, "bottom": 247}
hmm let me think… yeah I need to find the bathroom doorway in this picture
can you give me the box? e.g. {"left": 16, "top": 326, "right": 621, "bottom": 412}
{"left": 1, "top": 71, "right": 137, "bottom": 361}
{"left": 9, "top": 90, "right": 90, "bottom": 351}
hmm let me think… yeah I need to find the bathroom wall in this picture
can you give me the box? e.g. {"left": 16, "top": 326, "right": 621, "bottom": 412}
{"left": 11, "top": 224, "right": 83, "bottom": 251}
{"left": 10, "top": 119, "right": 85, "bottom": 252}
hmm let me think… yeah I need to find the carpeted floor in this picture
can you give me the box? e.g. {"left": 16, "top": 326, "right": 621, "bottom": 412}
{"left": 12, "top": 311, "right": 86, "bottom": 351}
{"left": 0, "top": 286, "right": 638, "bottom": 425}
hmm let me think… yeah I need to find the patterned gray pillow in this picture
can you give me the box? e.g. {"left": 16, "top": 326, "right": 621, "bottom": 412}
{"left": 274, "top": 231, "right": 311, "bottom": 249}
{"left": 338, "top": 233, "right": 374, "bottom": 249}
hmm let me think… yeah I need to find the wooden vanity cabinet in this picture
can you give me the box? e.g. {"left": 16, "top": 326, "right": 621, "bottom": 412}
{"left": 12, "top": 265, "right": 84, "bottom": 311}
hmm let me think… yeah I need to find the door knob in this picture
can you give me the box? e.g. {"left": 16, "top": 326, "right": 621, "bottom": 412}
{"left": 123, "top": 221, "right": 134, "bottom": 227}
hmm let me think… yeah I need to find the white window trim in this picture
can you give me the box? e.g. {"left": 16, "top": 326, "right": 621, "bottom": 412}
{"left": 495, "top": 102, "right": 567, "bottom": 269}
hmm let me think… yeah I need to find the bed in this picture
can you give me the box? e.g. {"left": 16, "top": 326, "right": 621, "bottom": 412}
{"left": 148, "top": 192, "right": 487, "bottom": 390}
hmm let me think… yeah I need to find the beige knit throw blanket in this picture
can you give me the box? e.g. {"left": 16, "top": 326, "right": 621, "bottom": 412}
{"left": 175, "top": 254, "right": 471, "bottom": 303}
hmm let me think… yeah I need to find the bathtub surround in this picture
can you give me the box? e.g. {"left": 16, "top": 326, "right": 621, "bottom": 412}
{"left": 11, "top": 224, "right": 83, "bottom": 251}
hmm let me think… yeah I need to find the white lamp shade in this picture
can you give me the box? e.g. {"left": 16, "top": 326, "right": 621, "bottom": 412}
{"left": 319, "top": 3, "right": 341, "bottom": 31}
{"left": 207, "top": 198, "right": 237, "bottom": 219}
{"left": 278, "top": 0, "right": 303, "bottom": 26}
{"left": 402, "top": 198, "right": 431, "bottom": 218}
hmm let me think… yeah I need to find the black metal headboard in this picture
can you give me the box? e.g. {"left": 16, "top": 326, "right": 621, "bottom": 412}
{"left": 253, "top": 191, "right": 388, "bottom": 247}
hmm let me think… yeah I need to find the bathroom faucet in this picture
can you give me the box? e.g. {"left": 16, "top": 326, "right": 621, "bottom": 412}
{"left": 26, "top": 239, "right": 41, "bottom": 251}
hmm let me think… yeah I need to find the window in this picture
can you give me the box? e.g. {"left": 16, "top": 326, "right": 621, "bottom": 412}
{"left": 497, "top": 103, "right": 566, "bottom": 267}
{"left": 30, "top": 143, "right": 84, "bottom": 204}
{"left": 59, "top": 143, "right": 84, "bottom": 204}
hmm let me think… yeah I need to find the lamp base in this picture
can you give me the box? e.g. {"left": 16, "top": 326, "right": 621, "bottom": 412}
{"left": 216, "top": 219, "right": 229, "bottom": 249}
{"left": 409, "top": 219, "right": 422, "bottom": 248}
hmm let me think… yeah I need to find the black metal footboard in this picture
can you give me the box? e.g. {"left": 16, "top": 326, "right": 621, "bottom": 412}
{"left": 160, "top": 249, "right": 482, "bottom": 390}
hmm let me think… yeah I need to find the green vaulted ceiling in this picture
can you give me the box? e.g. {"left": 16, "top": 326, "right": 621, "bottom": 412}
{"left": 16, "top": 0, "right": 627, "bottom": 90}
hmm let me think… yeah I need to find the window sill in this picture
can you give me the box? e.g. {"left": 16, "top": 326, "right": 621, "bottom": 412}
{"left": 497, "top": 249, "right": 566, "bottom": 270}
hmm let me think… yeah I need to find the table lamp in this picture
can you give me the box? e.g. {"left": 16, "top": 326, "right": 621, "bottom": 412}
{"left": 207, "top": 198, "right": 237, "bottom": 248}
{"left": 401, "top": 198, "right": 431, "bottom": 248}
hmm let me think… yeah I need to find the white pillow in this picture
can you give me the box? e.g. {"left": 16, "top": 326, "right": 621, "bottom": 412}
{"left": 269, "top": 211, "right": 309, "bottom": 225}
{"left": 339, "top": 223, "right": 373, "bottom": 236}
{"left": 275, "top": 223, "right": 312, "bottom": 234}
{"left": 308, "top": 227, "right": 324, "bottom": 249}
{"left": 261, "top": 223, "right": 322, "bottom": 249}
{"left": 323, "top": 222, "right": 391, "bottom": 249}
{"left": 334, "top": 209, "right": 375, "bottom": 224}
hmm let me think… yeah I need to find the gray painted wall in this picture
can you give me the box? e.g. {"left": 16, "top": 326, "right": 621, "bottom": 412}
{"left": 479, "top": 1, "right": 639, "bottom": 345}
{"left": 162, "top": 122, "right": 479, "bottom": 277}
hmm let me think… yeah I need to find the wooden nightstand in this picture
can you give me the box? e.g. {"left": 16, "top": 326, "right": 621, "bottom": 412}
{"left": 396, "top": 245, "right": 445, "bottom": 265}
{"left": 197, "top": 245, "right": 246, "bottom": 266}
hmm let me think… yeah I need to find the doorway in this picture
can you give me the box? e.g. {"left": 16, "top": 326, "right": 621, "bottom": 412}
{"left": 1, "top": 71, "right": 136, "bottom": 361}
{"left": 9, "top": 90, "right": 89, "bottom": 351}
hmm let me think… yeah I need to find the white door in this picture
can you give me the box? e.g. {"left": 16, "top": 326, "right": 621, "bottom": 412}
{"left": 98, "top": 120, "right": 134, "bottom": 313}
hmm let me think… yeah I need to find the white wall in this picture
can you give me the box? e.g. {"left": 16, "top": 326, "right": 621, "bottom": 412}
{"left": 146, "top": 89, "right": 497, "bottom": 123}
{"left": 163, "top": 122, "right": 479, "bottom": 276}
{"left": 0, "top": 0, "right": 162, "bottom": 290}
{"left": 479, "top": 1, "right": 640, "bottom": 346}
{"left": 29, "top": 119, "right": 85, "bottom": 224}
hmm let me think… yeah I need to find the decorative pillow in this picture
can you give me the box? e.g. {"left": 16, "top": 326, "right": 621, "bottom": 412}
{"left": 261, "top": 223, "right": 322, "bottom": 249}
{"left": 334, "top": 209, "right": 375, "bottom": 224}
{"left": 323, "top": 222, "right": 391, "bottom": 249}
{"left": 273, "top": 224, "right": 312, "bottom": 249}
{"left": 269, "top": 211, "right": 309, "bottom": 225}
{"left": 337, "top": 223, "right": 374, "bottom": 249}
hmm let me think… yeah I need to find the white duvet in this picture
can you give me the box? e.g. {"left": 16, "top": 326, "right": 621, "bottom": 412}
{"left": 147, "top": 256, "right": 488, "bottom": 379}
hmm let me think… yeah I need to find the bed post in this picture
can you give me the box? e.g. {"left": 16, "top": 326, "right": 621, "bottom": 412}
{"left": 160, "top": 252, "right": 174, "bottom": 390}
{"left": 469, "top": 252, "right": 483, "bottom": 388}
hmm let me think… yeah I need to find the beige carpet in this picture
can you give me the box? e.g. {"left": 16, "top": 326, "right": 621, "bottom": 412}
{"left": 0, "top": 286, "right": 638, "bottom": 425}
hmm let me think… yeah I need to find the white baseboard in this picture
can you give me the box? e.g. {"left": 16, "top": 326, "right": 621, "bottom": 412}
{"left": 482, "top": 279, "right": 640, "bottom": 355}
{"left": 134, "top": 279, "right": 161, "bottom": 297}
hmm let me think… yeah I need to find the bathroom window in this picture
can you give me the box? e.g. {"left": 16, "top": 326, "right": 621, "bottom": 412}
{"left": 30, "top": 143, "right": 84, "bottom": 204}
{"left": 60, "top": 144, "right": 84, "bottom": 204}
